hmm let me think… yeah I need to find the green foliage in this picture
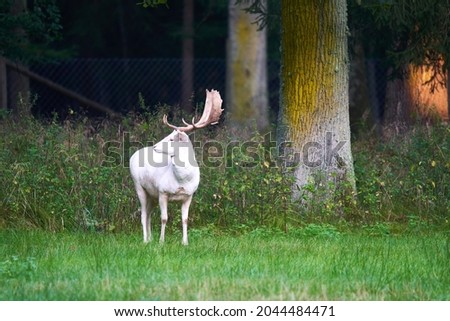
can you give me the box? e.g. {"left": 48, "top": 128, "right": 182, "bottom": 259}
{"left": 1, "top": 112, "right": 133, "bottom": 231}
{"left": 349, "top": 0, "right": 450, "bottom": 87}
{"left": 0, "top": 107, "right": 299, "bottom": 232}
{"left": 0, "top": 255, "right": 37, "bottom": 280}
{"left": 137, "top": 0, "right": 168, "bottom": 8}
{"left": 0, "top": 106, "right": 449, "bottom": 233}
{"left": 0, "top": 0, "right": 63, "bottom": 62}
{"left": 193, "top": 129, "right": 296, "bottom": 230}
{"left": 353, "top": 125, "right": 450, "bottom": 226}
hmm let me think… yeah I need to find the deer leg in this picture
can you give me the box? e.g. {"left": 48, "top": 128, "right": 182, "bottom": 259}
{"left": 136, "top": 186, "right": 151, "bottom": 243}
{"left": 181, "top": 196, "right": 192, "bottom": 245}
{"left": 158, "top": 193, "right": 169, "bottom": 244}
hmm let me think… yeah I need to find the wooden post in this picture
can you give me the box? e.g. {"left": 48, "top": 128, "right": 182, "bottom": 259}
{"left": 10, "top": 0, "right": 30, "bottom": 112}
{"left": 0, "top": 58, "right": 7, "bottom": 109}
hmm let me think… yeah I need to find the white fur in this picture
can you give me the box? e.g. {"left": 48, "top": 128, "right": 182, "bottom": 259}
{"left": 130, "top": 130, "right": 199, "bottom": 245}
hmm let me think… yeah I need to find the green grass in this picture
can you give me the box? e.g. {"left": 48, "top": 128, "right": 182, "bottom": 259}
{"left": 1, "top": 229, "right": 449, "bottom": 300}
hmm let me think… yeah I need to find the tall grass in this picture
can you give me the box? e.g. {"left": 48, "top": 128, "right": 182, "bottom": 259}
{"left": 0, "top": 108, "right": 449, "bottom": 232}
{"left": 1, "top": 229, "right": 449, "bottom": 300}
{"left": 352, "top": 125, "right": 450, "bottom": 225}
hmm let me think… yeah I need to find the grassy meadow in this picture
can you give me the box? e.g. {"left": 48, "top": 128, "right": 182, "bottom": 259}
{"left": 1, "top": 229, "right": 449, "bottom": 300}
{"left": 0, "top": 109, "right": 449, "bottom": 300}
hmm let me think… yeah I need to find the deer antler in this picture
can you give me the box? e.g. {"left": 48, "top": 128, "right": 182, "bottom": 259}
{"left": 162, "top": 114, "right": 178, "bottom": 130}
{"left": 162, "top": 89, "right": 223, "bottom": 132}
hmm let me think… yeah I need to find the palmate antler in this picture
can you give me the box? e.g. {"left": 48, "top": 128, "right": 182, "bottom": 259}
{"left": 163, "top": 89, "right": 223, "bottom": 132}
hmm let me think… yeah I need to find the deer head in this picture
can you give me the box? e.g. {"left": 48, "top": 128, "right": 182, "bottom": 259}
{"left": 154, "top": 89, "right": 223, "bottom": 156}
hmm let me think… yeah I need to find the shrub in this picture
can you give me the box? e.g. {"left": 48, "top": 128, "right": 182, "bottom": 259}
{"left": 0, "top": 108, "right": 448, "bottom": 233}
{"left": 352, "top": 124, "right": 450, "bottom": 225}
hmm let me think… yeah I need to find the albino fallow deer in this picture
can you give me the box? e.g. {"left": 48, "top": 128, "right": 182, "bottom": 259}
{"left": 130, "top": 89, "right": 223, "bottom": 245}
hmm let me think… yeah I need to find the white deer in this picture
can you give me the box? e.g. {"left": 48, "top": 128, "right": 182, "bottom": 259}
{"left": 130, "top": 89, "right": 223, "bottom": 245}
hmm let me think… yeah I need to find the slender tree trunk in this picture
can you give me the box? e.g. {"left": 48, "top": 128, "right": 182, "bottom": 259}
{"left": 227, "top": 0, "right": 269, "bottom": 133}
{"left": 0, "top": 58, "right": 7, "bottom": 109}
{"left": 383, "top": 66, "right": 412, "bottom": 136}
{"left": 448, "top": 66, "right": 450, "bottom": 122}
{"left": 9, "top": 0, "right": 30, "bottom": 113}
{"left": 181, "top": 0, "right": 194, "bottom": 113}
{"left": 278, "top": 0, "right": 355, "bottom": 197}
{"left": 406, "top": 63, "right": 448, "bottom": 122}
{"left": 383, "top": 62, "right": 448, "bottom": 137}
{"left": 117, "top": 0, "right": 129, "bottom": 59}
{"left": 348, "top": 43, "right": 373, "bottom": 134}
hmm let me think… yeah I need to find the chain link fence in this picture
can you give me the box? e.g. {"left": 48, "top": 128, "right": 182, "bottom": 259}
{"left": 28, "top": 58, "right": 281, "bottom": 116}
{"left": 5, "top": 57, "right": 419, "bottom": 125}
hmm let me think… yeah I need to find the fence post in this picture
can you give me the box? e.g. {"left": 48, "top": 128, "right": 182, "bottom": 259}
{"left": 0, "top": 58, "right": 6, "bottom": 109}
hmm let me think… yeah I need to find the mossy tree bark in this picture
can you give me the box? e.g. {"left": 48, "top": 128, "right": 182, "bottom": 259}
{"left": 226, "top": 0, "right": 269, "bottom": 133}
{"left": 277, "top": 0, "right": 355, "bottom": 197}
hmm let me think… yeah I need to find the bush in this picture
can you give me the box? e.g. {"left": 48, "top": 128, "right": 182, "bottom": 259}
{"left": 352, "top": 125, "right": 450, "bottom": 226}
{"left": 0, "top": 109, "right": 448, "bottom": 233}
{"left": 1, "top": 114, "right": 134, "bottom": 231}
{"left": 192, "top": 129, "right": 296, "bottom": 230}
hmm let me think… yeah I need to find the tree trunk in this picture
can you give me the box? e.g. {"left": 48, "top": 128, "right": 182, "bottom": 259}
{"left": 226, "top": 0, "right": 269, "bottom": 133}
{"left": 278, "top": 0, "right": 355, "bottom": 197}
{"left": 406, "top": 64, "right": 448, "bottom": 122}
{"left": 117, "top": 0, "right": 129, "bottom": 59}
{"left": 448, "top": 66, "right": 450, "bottom": 122}
{"left": 0, "top": 58, "right": 7, "bottom": 109}
{"left": 181, "top": 0, "right": 194, "bottom": 113}
{"left": 9, "top": 0, "right": 30, "bottom": 113}
{"left": 383, "top": 66, "right": 413, "bottom": 136}
{"left": 383, "top": 62, "right": 448, "bottom": 137}
{"left": 348, "top": 43, "right": 373, "bottom": 134}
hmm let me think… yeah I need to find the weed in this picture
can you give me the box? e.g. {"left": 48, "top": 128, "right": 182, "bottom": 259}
{"left": 0, "top": 255, "right": 37, "bottom": 280}
{"left": 352, "top": 124, "right": 449, "bottom": 225}
{"left": 0, "top": 108, "right": 448, "bottom": 232}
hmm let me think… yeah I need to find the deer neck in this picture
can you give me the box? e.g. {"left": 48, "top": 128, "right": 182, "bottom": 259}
{"left": 171, "top": 141, "right": 199, "bottom": 182}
